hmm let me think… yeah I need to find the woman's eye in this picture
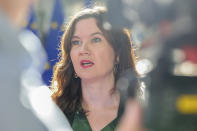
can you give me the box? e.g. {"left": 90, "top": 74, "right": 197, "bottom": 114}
{"left": 92, "top": 37, "right": 101, "bottom": 43}
{"left": 71, "top": 40, "right": 80, "bottom": 45}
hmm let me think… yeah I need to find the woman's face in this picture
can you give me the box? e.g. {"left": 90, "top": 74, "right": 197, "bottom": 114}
{"left": 70, "top": 18, "right": 115, "bottom": 81}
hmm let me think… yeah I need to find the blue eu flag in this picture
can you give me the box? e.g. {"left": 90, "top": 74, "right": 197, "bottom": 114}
{"left": 25, "top": 7, "right": 39, "bottom": 37}
{"left": 42, "top": 0, "right": 65, "bottom": 85}
{"left": 23, "top": 6, "right": 47, "bottom": 74}
{"left": 85, "top": 0, "right": 94, "bottom": 8}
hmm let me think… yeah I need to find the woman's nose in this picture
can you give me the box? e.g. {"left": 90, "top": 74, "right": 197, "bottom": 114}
{"left": 79, "top": 42, "right": 90, "bottom": 55}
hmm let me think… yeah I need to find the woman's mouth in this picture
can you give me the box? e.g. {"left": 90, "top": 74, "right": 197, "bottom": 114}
{"left": 80, "top": 60, "right": 94, "bottom": 69}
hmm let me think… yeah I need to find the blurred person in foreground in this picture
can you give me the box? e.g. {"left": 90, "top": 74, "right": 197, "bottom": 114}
{"left": 51, "top": 7, "right": 143, "bottom": 131}
{"left": 0, "top": 0, "right": 72, "bottom": 130}
{"left": 116, "top": 99, "right": 144, "bottom": 131}
{"left": 0, "top": 0, "right": 46, "bottom": 130}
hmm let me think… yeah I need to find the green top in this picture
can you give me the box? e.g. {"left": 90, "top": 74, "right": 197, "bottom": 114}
{"left": 67, "top": 99, "right": 124, "bottom": 131}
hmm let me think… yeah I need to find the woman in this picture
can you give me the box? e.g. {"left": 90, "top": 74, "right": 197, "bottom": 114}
{"left": 51, "top": 7, "right": 139, "bottom": 131}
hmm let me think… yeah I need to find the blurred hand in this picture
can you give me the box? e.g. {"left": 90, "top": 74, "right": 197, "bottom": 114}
{"left": 116, "top": 99, "right": 144, "bottom": 131}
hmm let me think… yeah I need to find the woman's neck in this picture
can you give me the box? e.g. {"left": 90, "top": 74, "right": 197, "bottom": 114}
{"left": 81, "top": 74, "right": 119, "bottom": 110}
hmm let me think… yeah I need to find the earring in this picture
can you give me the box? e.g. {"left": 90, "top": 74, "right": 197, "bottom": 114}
{"left": 74, "top": 73, "right": 78, "bottom": 78}
{"left": 116, "top": 56, "right": 119, "bottom": 63}
{"left": 114, "top": 56, "right": 119, "bottom": 75}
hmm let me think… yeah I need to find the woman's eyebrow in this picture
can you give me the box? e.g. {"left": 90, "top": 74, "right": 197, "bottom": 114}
{"left": 71, "top": 35, "right": 80, "bottom": 39}
{"left": 72, "top": 32, "right": 103, "bottom": 39}
{"left": 90, "top": 32, "right": 103, "bottom": 36}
